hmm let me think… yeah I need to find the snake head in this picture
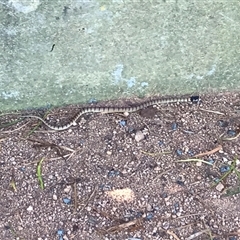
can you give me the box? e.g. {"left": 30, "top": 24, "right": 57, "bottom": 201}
{"left": 190, "top": 96, "right": 201, "bottom": 104}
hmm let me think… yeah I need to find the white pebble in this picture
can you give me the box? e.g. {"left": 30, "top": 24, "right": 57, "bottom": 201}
{"left": 106, "top": 151, "right": 112, "bottom": 155}
{"left": 27, "top": 206, "right": 33, "bottom": 211}
{"left": 64, "top": 185, "right": 71, "bottom": 193}
{"left": 196, "top": 161, "right": 202, "bottom": 167}
{"left": 222, "top": 157, "right": 228, "bottom": 162}
{"left": 135, "top": 130, "right": 145, "bottom": 142}
{"left": 216, "top": 182, "right": 224, "bottom": 192}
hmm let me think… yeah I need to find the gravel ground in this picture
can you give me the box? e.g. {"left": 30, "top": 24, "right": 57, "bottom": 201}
{"left": 0, "top": 92, "right": 240, "bottom": 240}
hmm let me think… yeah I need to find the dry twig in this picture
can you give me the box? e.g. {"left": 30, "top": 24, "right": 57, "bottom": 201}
{"left": 194, "top": 145, "right": 222, "bottom": 158}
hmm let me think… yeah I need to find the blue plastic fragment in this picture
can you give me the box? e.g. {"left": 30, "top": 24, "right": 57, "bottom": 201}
{"left": 176, "top": 149, "right": 183, "bottom": 156}
{"left": 187, "top": 150, "right": 194, "bottom": 156}
{"left": 108, "top": 169, "right": 120, "bottom": 177}
{"left": 63, "top": 197, "right": 71, "bottom": 204}
{"left": 220, "top": 165, "right": 230, "bottom": 173}
{"left": 208, "top": 158, "right": 215, "bottom": 164}
{"left": 146, "top": 212, "right": 154, "bottom": 220}
{"left": 227, "top": 130, "right": 236, "bottom": 136}
{"left": 217, "top": 120, "right": 228, "bottom": 128}
{"left": 99, "top": 184, "right": 112, "bottom": 191}
{"left": 174, "top": 202, "right": 180, "bottom": 212}
{"left": 136, "top": 211, "right": 144, "bottom": 218}
{"left": 229, "top": 236, "right": 237, "bottom": 240}
{"left": 128, "top": 127, "right": 135, "bottom": 133}
{"left": 172, "top": 122, "right": 178, "bottom": 131}
{"left": 57, "top": 229, "right": 64, "bottom": 236}
{"left": 176, "top": 180, "right": 184, "bottom": 186}
{"left": 119, "top": 120, "right": 127, "bottom": 127}
{"left": 214, "top": 178, "right": 220, "bottom": 183}
{"left": 19, "top": 167, "right": 26, "bottom": 172}
{"left": 161, "top": 192, "right": 167, "bottom": 198}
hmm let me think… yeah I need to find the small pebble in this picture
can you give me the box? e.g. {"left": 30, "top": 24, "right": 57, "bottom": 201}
{"left": 162, "top": 221, "right": 169, "bottom": 230}
{"left": 53, "top": 194, "right": 58, "bottom": 200}
{"left": 86, "top": 206, "right": 92, "bottom": 212}
{"left": 135, "top": 131, "right": 145, "bottom": 142}
{"left": 18, "top": 226, "right": 23, "bottom": 231}
{"left": 64, "top": 185, "right": 71, "bottom": 193}
{"left": 196, "top": 175, "right": 202, "bottom": 180}
{"left": 106, "top": 151, "right": 112, "bottom": 155}
{"left": 27, "top": 206, "right": 33, "bottom": 211}
{"left": 146, "top": 204, "right": 152, "bottom": 211}
{"left": 222, "top": 157, "right": 228, "bottom": 162}
{"left": 216, "top": 182, "right": 224, "bottom": 192}
{"left": 196, "top": 161, "right": 202, "bottom": 167}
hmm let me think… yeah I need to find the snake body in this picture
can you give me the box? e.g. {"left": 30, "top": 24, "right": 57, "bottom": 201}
{"left": 22, "top": 96, "right": 200, "bottom": 131}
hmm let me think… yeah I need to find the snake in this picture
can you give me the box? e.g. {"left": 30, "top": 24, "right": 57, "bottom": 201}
{"left": 22, "top": 95, "right": 200, "bottom": 131}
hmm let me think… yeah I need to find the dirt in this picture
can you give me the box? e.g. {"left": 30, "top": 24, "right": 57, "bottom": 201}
{"left": 0, "top": 92, "right": 240, "bottom": 240}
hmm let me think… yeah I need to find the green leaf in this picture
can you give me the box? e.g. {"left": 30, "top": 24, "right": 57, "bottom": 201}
{"left": 37, "top": 158, "right": 45, "bottom": 190}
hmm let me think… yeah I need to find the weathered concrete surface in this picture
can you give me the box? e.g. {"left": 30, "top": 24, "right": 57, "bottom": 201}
{"left": 0, "top": 1, "right": 240, "bottom": 111}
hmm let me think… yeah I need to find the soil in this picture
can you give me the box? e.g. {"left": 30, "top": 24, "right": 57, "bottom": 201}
{"left": 0, "top": 92, "right": 240, "bottom": 240}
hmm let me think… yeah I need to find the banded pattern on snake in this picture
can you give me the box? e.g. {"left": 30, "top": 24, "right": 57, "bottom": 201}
{"left": 22, "top": 96, "right": 200, "bottom": 131}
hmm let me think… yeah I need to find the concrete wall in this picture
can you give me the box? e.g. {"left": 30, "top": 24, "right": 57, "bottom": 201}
{"left": 1, "top": 0, "right": 240, "bottom": 111}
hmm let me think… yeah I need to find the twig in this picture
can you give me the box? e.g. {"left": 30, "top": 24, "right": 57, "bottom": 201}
{"left": 166, "top": 230, "right": 180, "bottom": 240}
{"left": 194, "top": 145, "right": 222, "bottom": 158}
{"left": 104, "top": 218, "right": 143, "bottom": 233}
{"left": 152, "top": 168, "right": 172, "bottom": 181}
{"left": 186, "top": 228, "right": 212, "bottom": 240}
{"left": 24, "top": 154, "right": 71, "bottom": 166}
{"left": 199, "top": 108, "right": 225, "bottom": 115}
{"left": 176, "top": 159, "right": 213, "bottom": 165}
{"left": 1, "top": 122, "right": 29, "bottom": 133}
{"left": 73, "top": 181, "right": 78, "bottom": 213}
{"left": 176, "top": 212, "right": 208, "bottom": 219}
{"left": 174, "top": 223, "right": 195, "bottom": 231}
{"left": 141, "top": 150, "right": 171, "bottom": 157}
{"left": 78, "top": 185, "right": 97, "bottom": 212}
